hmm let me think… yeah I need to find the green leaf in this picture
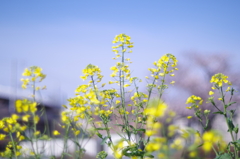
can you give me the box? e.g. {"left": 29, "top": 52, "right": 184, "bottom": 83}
{"left": 227, "top": 118, "right": 235, "bottom": 132}
{"left": 214, "top": 153, "right": 232, "bottom": 159}
{"left": 230, "top": 110, "right": 236, "bottom": 116}
{"left": 144, "top": 154, "right": 154, "bottom": 158}
{"left": 197, "top": 143, "right": 203, "bottom": 148}
{"left": 115, "top": 124, "right": 125, "bottom": 127}
{"left": 233, "top": 125, "right": 239, "bottom": 134}
{"left": 122, "top": 146, "right": 135, "bottom": 156}
{"left": 213, "top": 111, "right": 224, "bottom": 115}
{"left": 96, "top": 132, "right": 103, "bottom": 138}
{"left": 101, "top": 136, "right": 109, "bottom": 145}
{"left": 96, "top": 128, "right": 109, "bottom": 131}
{"left": 73, "top": 140, "right": 80, "bottom": 147}
{"left": 129, "top": 125, "right": 135, "bottom": 130}
{"left": 231, "top": 139, "right": 240, "bottom": 150}
{"left": 231, "top": 88, "right": 235, "bottom": 96}
{"left": 135, "top": 129, "right": 146, "bottom": 132}
{"left": 226, "top": 102, "right": 236, "bottom": 108}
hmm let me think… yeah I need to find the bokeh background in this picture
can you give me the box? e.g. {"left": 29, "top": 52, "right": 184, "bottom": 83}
{"left": 1, "top": 0, "right": 240, "bottom": 98}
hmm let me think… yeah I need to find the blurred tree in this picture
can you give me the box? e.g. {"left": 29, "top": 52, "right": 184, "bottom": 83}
{"left": 164, "top": 52, "right": 240, "bottom": 132}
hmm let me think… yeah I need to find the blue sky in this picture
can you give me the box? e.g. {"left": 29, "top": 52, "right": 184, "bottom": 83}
{"left": 1, "top": 1, "right": 240, "bottom": 102}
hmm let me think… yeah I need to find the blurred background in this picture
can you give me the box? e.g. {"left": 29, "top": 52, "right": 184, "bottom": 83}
{"left": 1, "top": 1, "right": 240, "bottom": 158}
{"left": 1, "top": 0, "right": 240, "bottom": 98}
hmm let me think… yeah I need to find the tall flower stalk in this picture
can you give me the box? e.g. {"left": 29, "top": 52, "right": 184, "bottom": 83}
{"left": 67, "top": 34, "right": 179, "bottom": 159}
{"left": 187, "top": 73, "right": 239, "bottom": 159}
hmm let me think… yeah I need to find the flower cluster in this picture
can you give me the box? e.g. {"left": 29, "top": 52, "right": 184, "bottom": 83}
{"left": 210, "top": 73, "right": 231, "bottom": 87}
{"left": 110, "top": 34, "right": 133, "bottom": 84}
{"left": 202, "top": 130, "right": 226, "bottom": 152}
{"left": 143, "top": 99, "right": 167, "bottom": 137}
{"left": 80, "top": 64, "right": 103, "bottom": 82}
{"left": 209, "top": 73, "right": 233, "bottom": 102}
{"left": 0, "top": 115, "right": 27, "bottom": 157}
{"left": 186, "top": 95, "right": 203, "bottom": 109}
{"left": 15, "top": 99, "right": 37, "bottom": 114}
{"left": 0, "top": 66, "right": 48, "bottom": 159}
{"left": 187, "top": 72, "right": 238, "bottom": 158}
{"left": 147, "top": 53, "right": 178, "bottom": 85}
{"left": 62, "top": 34, "right": 181, "bottom": 159}
{"left": 21, "top": 66, "right": 46, "bottom": 90}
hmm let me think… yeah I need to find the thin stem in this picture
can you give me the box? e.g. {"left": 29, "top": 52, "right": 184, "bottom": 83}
{"left": 32, "top": 80, "right": 40, "bottom": 159}
{"left": 220, "top": 87, "right": 238, "bottom": 159}
{"left": 212, "top": 145, "right": 219, "bottom": 156}
{"left": 120, "top": 44, "right": 131, "bottom": 141}
{"left": 9, "top": 133, "right": 18, "bottom": 159}
{"left": 61, "top": 124, "right": 70, "bottom": 159}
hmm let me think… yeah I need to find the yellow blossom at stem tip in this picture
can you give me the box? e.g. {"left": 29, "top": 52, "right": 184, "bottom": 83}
{"left": 53, "top": 130, "right": 60, "bottom": 136}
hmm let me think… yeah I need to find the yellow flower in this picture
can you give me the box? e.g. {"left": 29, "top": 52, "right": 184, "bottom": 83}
{"left": 189, "top": 151, "right": 197, "bottom": 157}
{"left": 209, "top": 91, "right": 214, "bottom": 95}
{"left": 18, "top": 135, "right": 25, "bottom": 141}
{"left": 153, "top": 123, "right": 161, "bottom": 129}
{"left": 34, "top": 67, "right": 42, "bottom": 76}
{"left": 210, "top": 73, "right": 229, "bottom": 87}
{"left": 170, "top": 138, "right": 183, "bottom": 150}
{"left": 145, "top": 130, "right": 155, "bottom": 136}
{"left": 53, "top": 130, "right": 60, "bottom": 136}
{"left": 145, "top": 142, "right": 161, "bottom": 152}
{"left": 74, "top": 130, "right": 80, "bottom": 136}
{"left": 15, "top": 151, "right": 21, "bottom": 156}
{"left": 22, "top": 68, "right": 32, "bottom": 76}
{"left": 186, "top": 95, "right": 202, "bottom": 104}
{"left": 20, "top": 125, "right": 27, "bottom": 131}
{"left": 11, "top": 114, "right": 19, "bottom": 120}
{"left": 226, "top": 87, "right": 231, "bottom": 92}
{"left": 0, "top": 134, "right": 6, "bottom": 140}
{"left": 203, "top": 141, "right": 212, "bottom": 152}
{"left": 0, "top": 121, "right": 5, "bottom": 129}
{"left": 144, "top": 101, "right": 167, "bottom": 117}
{"left": 116, "top": 100, "right": 121, "bottom": 104}
{"left": 34, "top": 131, "right": 40, "bottom": 136}
{"left": 34, "top": 115, "right": 40, "bottom": 124}
{"left": 22, "top": 115, "right": 30, "bottom": 122}
{"left": 113, "top": 150, "right": 123, "bottom": 159}
{"left": 16, "top": 145, "right": 22, "bottom": 150}
{"left": 158, "top": 153, "right": 166, "bottom": 158}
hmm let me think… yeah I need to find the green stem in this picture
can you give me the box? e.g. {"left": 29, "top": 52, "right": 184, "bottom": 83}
{"left": 220, "top": 87, "right": 238, "bottom": 159}
{"left": 103, "top": 122, "right": 113, "bottom": 145}
{"left": 212, "top": 145, "right": 219, "bottom": 156}
{"left": 9, "top": 133, "right": 18, "bottom": 159}
{"left": 120, "top": 44, "right": 131, "bottom": 141}
{"left": 89, "top": 76, "right": 114, "bottom": 147}
{"left": 32, "top": 80, "right": 40, "bottom": 159}
{"left": 158, "top": 60, "right": 170, "bottom": 100}
{"left": 61, "top": 124, "right": 70, "bottom": 159}
{"left": 133, "top": 80, "right": 145, "bottom": 145}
